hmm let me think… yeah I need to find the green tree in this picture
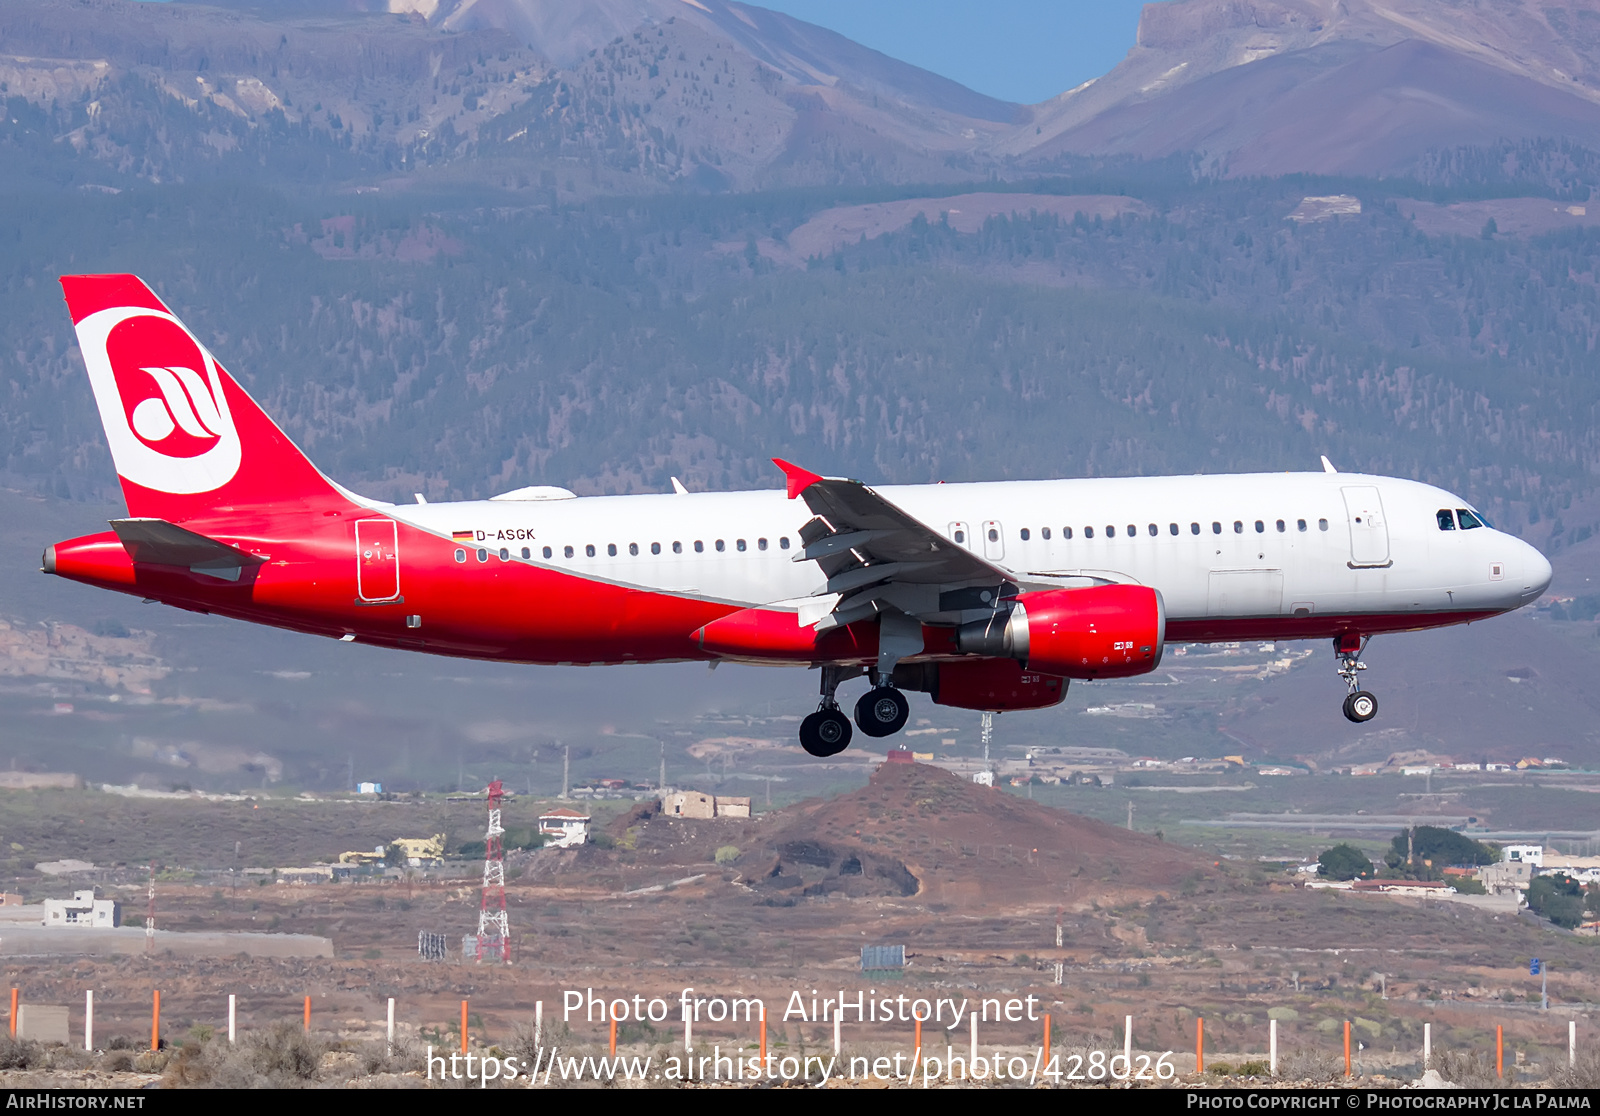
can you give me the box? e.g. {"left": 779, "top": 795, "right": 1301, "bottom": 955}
{"left": 1527, "top": 873, "right": 1585, "bottom": 929}
{"left": 1385, "top": 827, "right": 1496, "bottom": 877}
{"left": 1318, "top": 844, "right": 1373, "bottom": 880}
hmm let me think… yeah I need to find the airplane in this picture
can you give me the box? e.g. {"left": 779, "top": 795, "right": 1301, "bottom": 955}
{"left": 43, "top": 274, "right": 1553, "bottom": 757}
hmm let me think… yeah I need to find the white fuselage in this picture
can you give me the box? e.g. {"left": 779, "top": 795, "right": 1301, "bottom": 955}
{"left": 383, "top": 471, "right": 1551, "bottom": 634}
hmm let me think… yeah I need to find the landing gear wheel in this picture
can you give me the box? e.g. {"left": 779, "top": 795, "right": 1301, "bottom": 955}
{"left": 1342, "top": 690, "right": 1378, "bottom": 723}
{"left": 799, "top": 709, "right": 853, "bottom": 757}
{"left": 853, "top": 686, "right": 910, "bottom": 738}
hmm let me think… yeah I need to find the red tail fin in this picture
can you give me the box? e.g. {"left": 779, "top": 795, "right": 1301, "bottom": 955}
{"left": 60, "top": 274, "right": 351, "bottom": 522}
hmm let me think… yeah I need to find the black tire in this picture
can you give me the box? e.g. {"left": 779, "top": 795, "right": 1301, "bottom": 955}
{"left": 799, "top": 709, "right": 853, "bottom": 757}
{"left": 853, "top": 686, "right": 910, "bottom": 738}
{"left": 1343, "top": 690, "right": 1378, "bottom": 723}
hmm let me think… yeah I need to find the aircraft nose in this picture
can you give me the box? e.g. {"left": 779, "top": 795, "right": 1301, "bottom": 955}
{"left": 1519, "top": 540, "right": 1552, "bottom": 602}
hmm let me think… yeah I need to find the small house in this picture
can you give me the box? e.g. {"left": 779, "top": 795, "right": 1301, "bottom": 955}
{"left": 539, "top": 808, "right": 591, "bottom": 848}
{"left": 42, "top": 889, "right": 119, "bottom": 928}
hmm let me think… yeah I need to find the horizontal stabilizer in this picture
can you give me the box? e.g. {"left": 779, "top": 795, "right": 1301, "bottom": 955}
{"left": 109, "top": 518, "right": 265, "bottom": 572}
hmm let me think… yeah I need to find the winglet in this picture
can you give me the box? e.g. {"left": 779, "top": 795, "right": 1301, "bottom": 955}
{"left": 1320, "top": 455, "right": 1338, "bottom": 474}
{"left": 772, "top": 458, "right": 823, "bottom": 500}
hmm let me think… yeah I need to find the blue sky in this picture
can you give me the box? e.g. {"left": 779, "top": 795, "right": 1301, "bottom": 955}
{"left": 755, "top": 1, "right": 1149, "bottom": 104}
{"left": 132, "top": 1, "right": 1150, "bottom": 105}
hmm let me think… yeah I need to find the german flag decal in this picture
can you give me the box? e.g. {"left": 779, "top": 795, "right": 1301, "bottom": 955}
{"left": 451, "top": 530, "right": 475, "bottom": 542}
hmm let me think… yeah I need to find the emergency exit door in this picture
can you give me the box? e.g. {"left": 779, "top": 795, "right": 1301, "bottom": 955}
{"left": 356, "top": 518, "right": 401, "bottom": 601}
{"left": 1341, "top": 486, "right": 1391, "bottom": 568}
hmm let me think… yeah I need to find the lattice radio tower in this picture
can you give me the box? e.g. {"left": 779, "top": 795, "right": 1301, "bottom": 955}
{"left": 474, "top": 778, "right": 510, "bottom": 963}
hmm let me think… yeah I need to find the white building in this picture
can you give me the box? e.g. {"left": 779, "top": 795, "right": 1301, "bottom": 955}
{"left": 42, "top": 889, "right": 119, "bottom": 928}
{"left": 356, "top": 782, "right": 382, "bottom": 794}
{"left": 539, "top": 808, "right": 591, "bottom": 849}
{"left": 1504, "top": 844, "right": 1543, "bottom": 867}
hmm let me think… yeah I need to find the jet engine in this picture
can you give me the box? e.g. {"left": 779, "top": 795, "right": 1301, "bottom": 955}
{"left": 955, "top": 584, "right": 1165, "bottom": 679}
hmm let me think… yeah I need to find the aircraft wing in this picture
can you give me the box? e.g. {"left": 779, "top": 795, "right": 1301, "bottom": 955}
{"left": 773, "top": 459, "right": 1013, "bottom": 631}
{"left": 110, "top": 518, "right": 265, "bottom": 573}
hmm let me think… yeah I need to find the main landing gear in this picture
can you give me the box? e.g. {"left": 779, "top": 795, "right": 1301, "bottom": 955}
{"left": 1335, "top": 633, "right": 1378, "bottom": 723}
{"left": 798, "top": 666, "right": 911, "bottom": 756}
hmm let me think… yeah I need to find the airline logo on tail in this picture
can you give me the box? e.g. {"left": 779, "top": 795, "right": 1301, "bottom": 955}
{"left": 73, "top": 305, "right": 241, "bottom": 494}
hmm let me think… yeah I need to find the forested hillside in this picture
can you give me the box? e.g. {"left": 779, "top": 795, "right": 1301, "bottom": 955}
{"left": 5, "top": 171, "right": 1599, "bottom": 555}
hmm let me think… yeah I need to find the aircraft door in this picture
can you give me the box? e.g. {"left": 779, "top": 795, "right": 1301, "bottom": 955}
{"left": 356, "top": 518, "right": 401, "bottom": 601}
{"left": 982, "top": 520, "right": 1005, "bottom": 561}
{"left": 1341, "top": 486, "right": 1391, "bottom": 567}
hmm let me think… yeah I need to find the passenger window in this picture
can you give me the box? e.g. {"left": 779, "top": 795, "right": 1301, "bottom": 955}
{"left": 1234, "top": 521, "right": 1244, "bottom": 534}
{"left": 1212, "top": 522, "right": 1222, "bottom": 534}
{"left": 607, "top": 544, "right": 617, "bottom": 557}
{"left": 542, "top": 546, "right": 552, "bottom": 559}
{"left": 1190, "top": 523, "right": 1200, "bottom": 535}
{"left": 1254, "top": 520, "right": 1264, "bottom": 533}
{"left": 954, "top": 529, "right": 965, "bottom": 543}
{"left": 651, "top": 542, "right": 661, "bottom": 555}
{"left": 1275, "top": 520, "right": 1285, "bottom": 533}
{"left": 715, "top": 540, "right": 726, "bottom": 552}
{"left": 1106, "top": 525, "right": 1116, "bottom": 538}
{"left": 1297, "top": 519, "right": 1307, "bottom": 532}
{"left": 1127, "top": 524, "right": 1136, "bottom": 537}
{"left": 454, "top": 548, "right": 466, "bottom": 563}
{"left": 564, "top": 545, "right": 574, "bottom": 558}
{"left": 499, "top": 547, "right": 510, "bottom": 561}
{"left": 779, "top": 537, "right": 790, "bottom": 549}
{"left": 521, "top": 547, "right": 531, "bottom": 559}
{"left": 477, "top": 548, "right": 489, "bottom": 562}
{"left": 585, "top": 544, "right": 596, "bottom": 557}
{"left": 1020, "top": 528, "right": 1031, "bottom": 541}
{"left": 673, "top": 541, "right": 683, "bottom": 554}
{"left": 694, "top": 541, "right": 704, "bottom": 553}
{"left": 1318, "top": 519, "right": 1329, "bottom": 531}
{"left": 628, "top": 543, "right": 639, "bottom": 556}
{"left": 1084, "top": 527, "right": 1094, "bottom": 539}
{"left": 1169, "top": 523, "right": 1179, "bottom": 535}
{"left": 1064, "top": 527, "right": 1073, "bottom": 539}
{"left": 1437, "top": 509, "right": 1457, "bottom": 531}
{"left": 1042, "top": 527, "right": 1051, "bottom": 540}
{"left": 987, "top": 527, "right": 999, "bottom": 542}
{"left": 736, "top": 539, "right": 746, "bottom": 552}
{"left": 1457, "top": 509, "right": 1484, "bottom": 530}
{"left": 758, "top": 538, "right": 768, "bottom": 551}
{"left": 1148, "top": 524, "right": 1158, "bottom": 537}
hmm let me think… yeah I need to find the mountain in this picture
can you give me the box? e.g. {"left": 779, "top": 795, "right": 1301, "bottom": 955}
{"left": 5, "top": 0, "right": 1010, "bottom": 193}
{"left": 1004, "top": 0, "right": 1600, "bottom": 176}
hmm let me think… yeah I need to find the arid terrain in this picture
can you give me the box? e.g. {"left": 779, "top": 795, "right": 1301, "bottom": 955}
{"left": 0, "top": 763, "right": 1592, "bottom": 1088}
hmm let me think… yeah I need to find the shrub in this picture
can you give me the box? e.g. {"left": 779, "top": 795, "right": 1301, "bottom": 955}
{"left": 0, "top": 1035, "right": 39, "bottom": 1070}
{"left": 714, "top": 845, "right": 740, "bottom": 865}
{"left": 162, "top": 1021, "right": 325, "bottom": 1088}
{"left": 1317, "top": 844, "right": 1373, "bottom": 880}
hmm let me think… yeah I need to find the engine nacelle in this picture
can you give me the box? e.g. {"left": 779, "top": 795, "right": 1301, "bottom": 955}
{"left": 956, "top": 584, "right": 1165, "bottom": 680}
{"left": 891, "top": 658, "right": 1067, "bottom": 712}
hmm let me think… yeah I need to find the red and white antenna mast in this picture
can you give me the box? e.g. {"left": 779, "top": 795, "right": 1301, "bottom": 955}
{"left": 474, "top": 779, "right": 510, "bottom": 963}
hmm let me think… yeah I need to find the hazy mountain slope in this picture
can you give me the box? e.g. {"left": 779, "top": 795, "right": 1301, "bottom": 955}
{"left": 1005, "top": 0, "right": 1600, "bottom": 176}
{"left": 400, "top": 0, "right": 1017, "bottom": 121}
{"left": 2, "top": 0, "right": 1010, "bottom": 192}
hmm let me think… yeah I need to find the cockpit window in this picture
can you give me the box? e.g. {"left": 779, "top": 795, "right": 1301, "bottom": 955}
{"left": 1437, "top": 509, "right": 1456, "bottom": 531}
{"left": 1456, "top": 509, "right": 1484, "bottom": 530}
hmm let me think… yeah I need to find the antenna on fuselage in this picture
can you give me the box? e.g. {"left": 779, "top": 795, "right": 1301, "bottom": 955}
{"left": 1320, "top": 456, "right": 1338, "bottom": 474}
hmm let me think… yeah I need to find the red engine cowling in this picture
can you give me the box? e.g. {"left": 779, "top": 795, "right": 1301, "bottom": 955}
{"left": 1014, "top": 584, "right": 1165, "bottom": 679}
{"left": 891, "top": 658, "right": 1068, "bottom": 712}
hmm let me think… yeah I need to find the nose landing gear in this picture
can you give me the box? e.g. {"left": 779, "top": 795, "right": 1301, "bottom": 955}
{"left": 1336, "top": 633, "right": 1378, "bottom": 723}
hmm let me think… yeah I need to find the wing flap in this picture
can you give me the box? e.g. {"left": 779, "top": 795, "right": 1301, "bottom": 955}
{"left": 776, "top": 460, "right": 1015, "bottom": 628}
